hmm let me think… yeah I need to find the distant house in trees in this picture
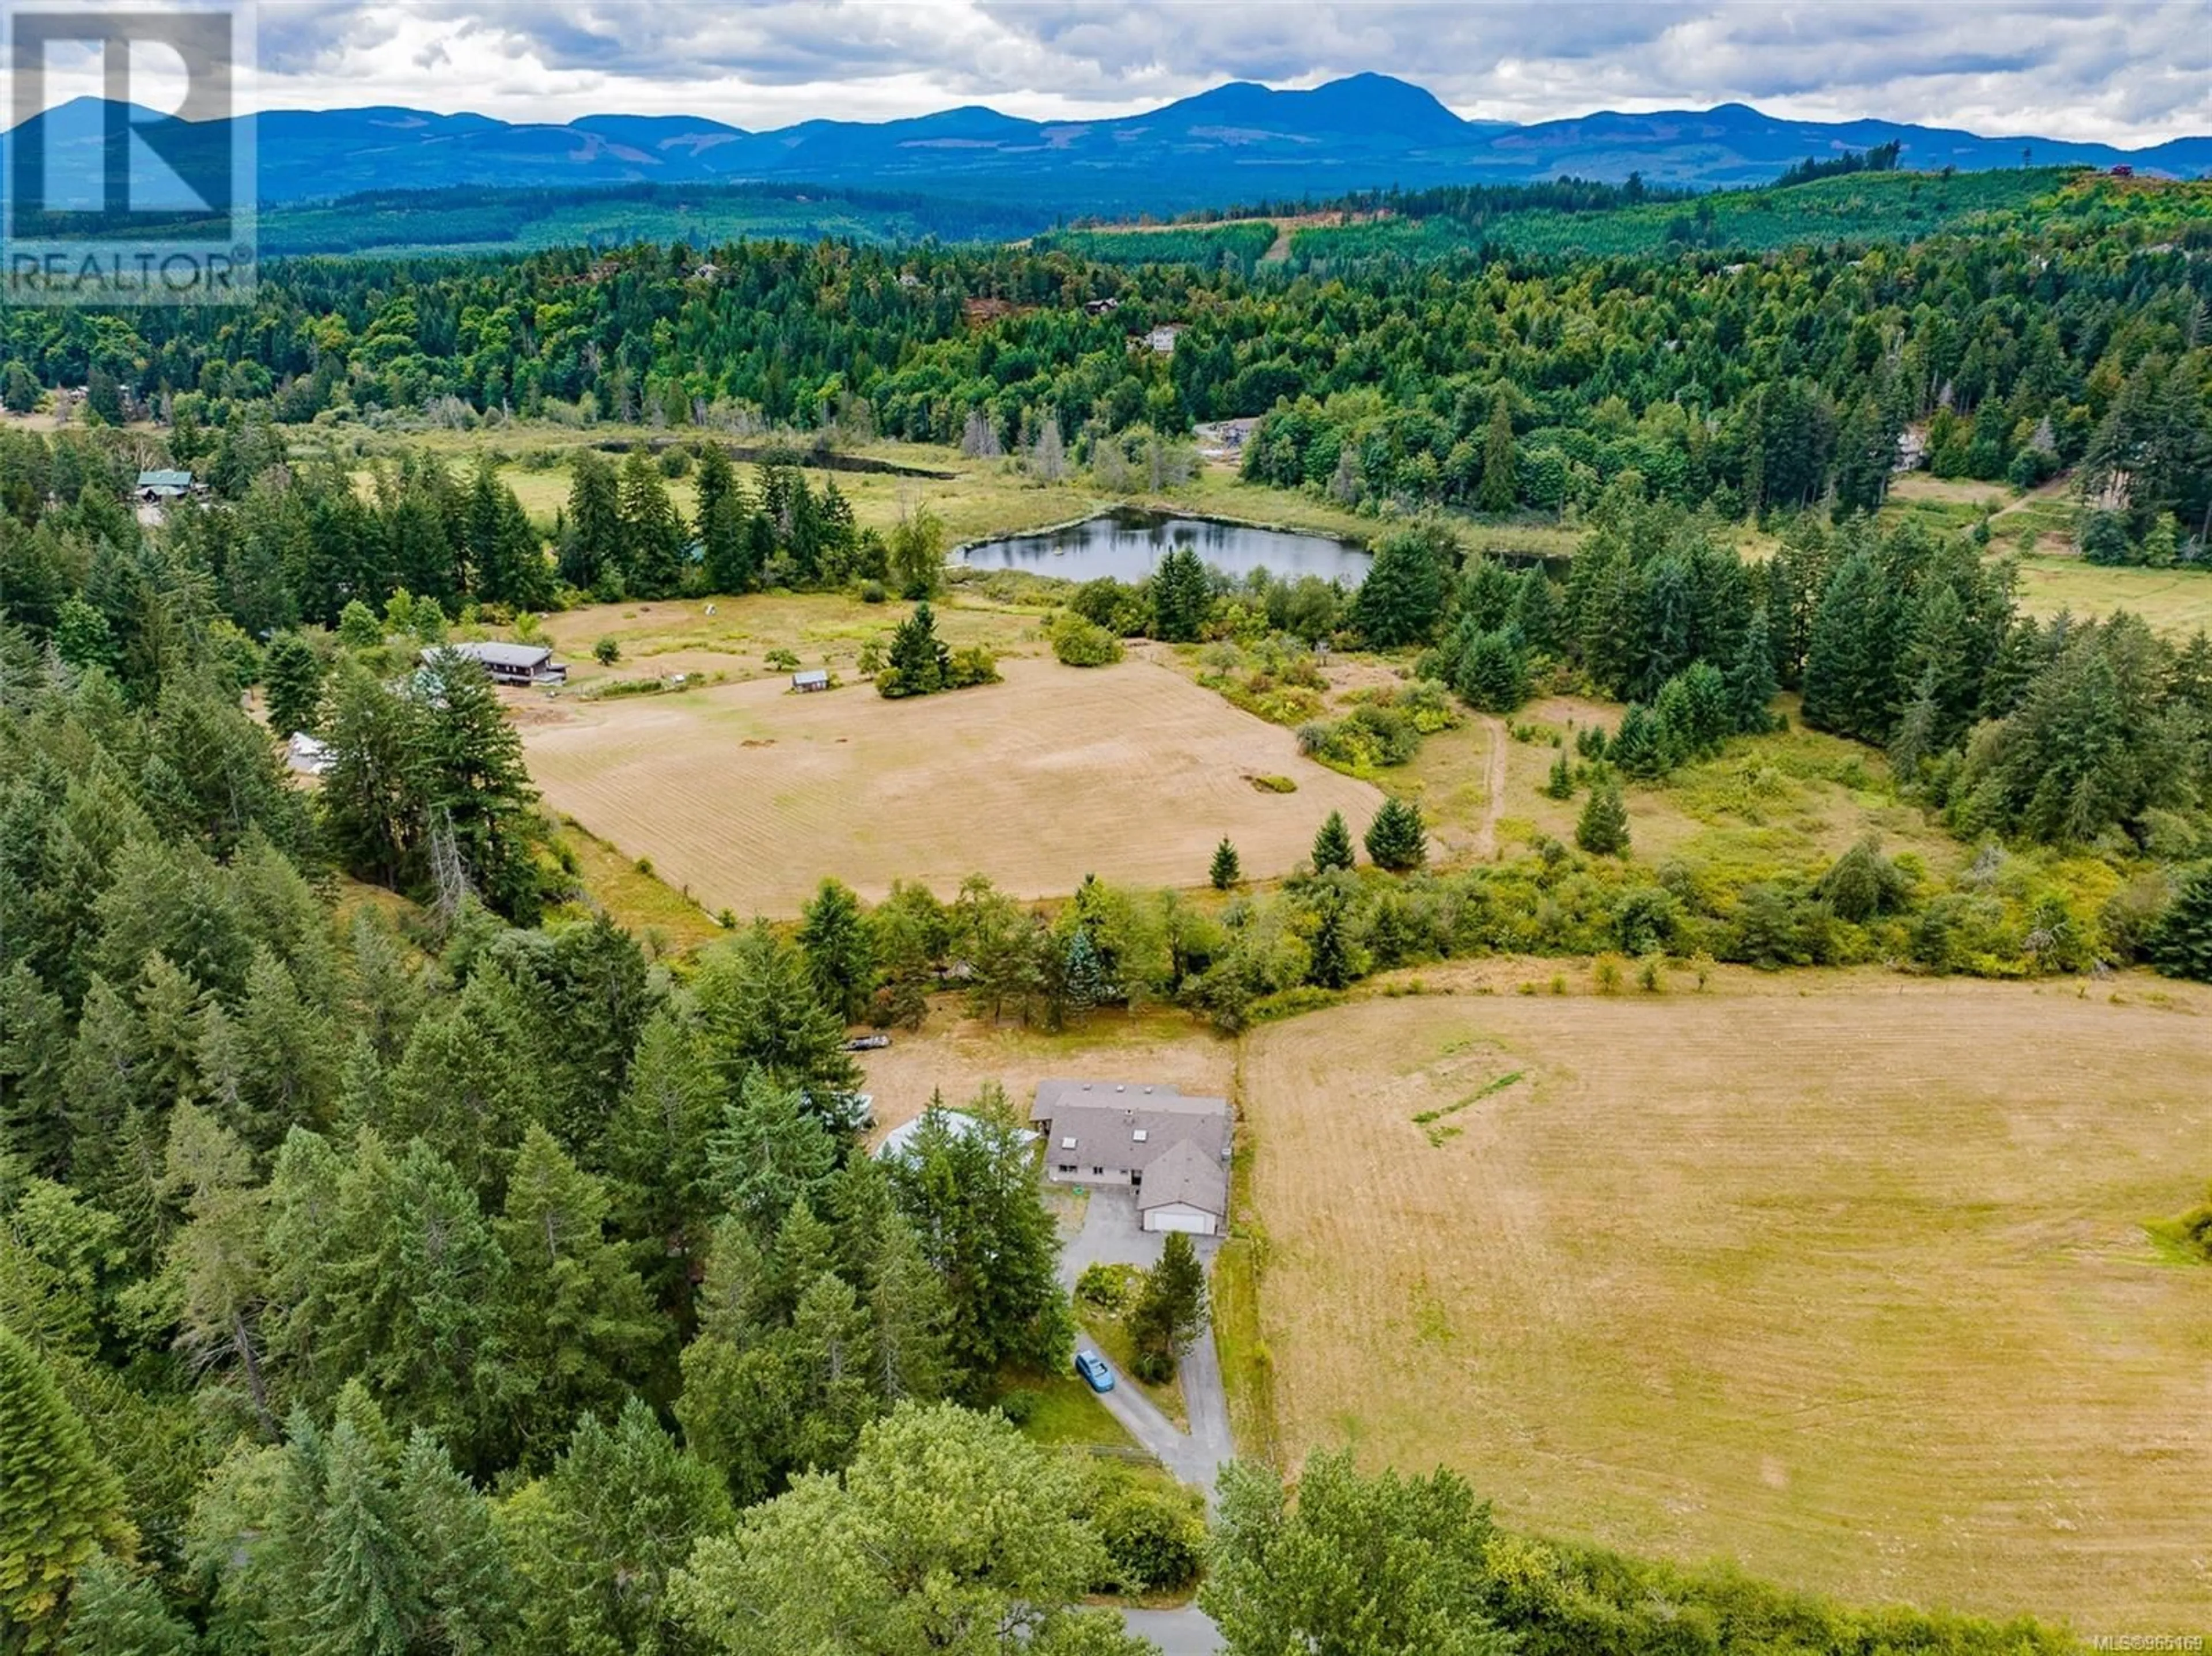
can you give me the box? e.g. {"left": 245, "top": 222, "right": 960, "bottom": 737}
{"left": 135, "top": 468, "right": 194, "bottom": 500}
{"left": 1029, "top": 1079, "right": 1231, "bottom": 1236}
{"left": 1141, "top": 324, "right": 1183, "bottom": 355}
{"left": 791, "top": 668, "right": 830, "bottom": 692}
{"left": 421, "top": 641, "right": 568, "bottom": 686}
{"left": 1194, "top": 418, "right": 1257, "bottom": 460}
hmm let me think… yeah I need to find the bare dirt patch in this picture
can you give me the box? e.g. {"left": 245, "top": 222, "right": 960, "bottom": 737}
{"left": 1241, "top": 968, "right": 2212, "bottom": 1625}
{"left": 520, "top": 654, "right": 1382, "bottom": 919}
{"left": 855, "top": 1001, "right": 1236, "bottom": 1143}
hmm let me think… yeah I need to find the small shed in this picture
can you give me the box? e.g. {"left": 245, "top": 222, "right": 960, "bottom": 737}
{"left": 284, "top": 732, "right": 333, "bottom": 776}
{"left": 791, "top": 669, "right": 830, "bottom": 693}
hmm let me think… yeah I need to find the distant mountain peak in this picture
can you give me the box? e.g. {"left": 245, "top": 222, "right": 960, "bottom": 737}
{"left": 5, "top": 75, "right": 2204, "bottom": 212}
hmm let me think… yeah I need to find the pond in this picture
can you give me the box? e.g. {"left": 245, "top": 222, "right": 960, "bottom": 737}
{"left": 957, "top": 508, "right": 1371, "bottom": 586}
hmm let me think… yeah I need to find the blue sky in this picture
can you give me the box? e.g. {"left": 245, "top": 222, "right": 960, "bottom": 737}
{"left": 38, "top": 1, "right": 2212, "bottom": 145}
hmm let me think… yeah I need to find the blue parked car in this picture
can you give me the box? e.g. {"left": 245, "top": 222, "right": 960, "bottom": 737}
{"left": 1074, "top": 1349, "right": 1116, "bottom": 1393}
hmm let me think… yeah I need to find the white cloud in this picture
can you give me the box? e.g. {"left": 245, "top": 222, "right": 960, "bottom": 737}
{"left": 195, "top": 1, "right": 2212, "bottom": 145}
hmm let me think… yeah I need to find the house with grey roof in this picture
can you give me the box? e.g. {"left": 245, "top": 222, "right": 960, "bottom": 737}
{"left": 1029, "top": 1079, "right": 1231, "bottom": 1236}
{"left": 419, "top": 641, "right": 569, "bottom": 686}
{"left": 135, "top": 468, "right": 194, "bottom": 499}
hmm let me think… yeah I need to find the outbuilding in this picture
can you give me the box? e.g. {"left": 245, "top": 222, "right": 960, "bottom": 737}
{"left": 791, "top": 668, "right": 830, "bottom": 692}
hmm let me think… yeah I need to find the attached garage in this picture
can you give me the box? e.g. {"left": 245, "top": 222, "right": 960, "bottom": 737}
{"left": 1134, "top": 1139, "right": 1228, "bottom": 1237}
{"left": 1141, "top": 1202, "right": 1219, "bottom": 1236}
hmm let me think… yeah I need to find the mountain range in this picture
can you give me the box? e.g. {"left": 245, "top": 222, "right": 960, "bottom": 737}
{"left": 14, "top": 73, "right": 2211, "bottom": 217}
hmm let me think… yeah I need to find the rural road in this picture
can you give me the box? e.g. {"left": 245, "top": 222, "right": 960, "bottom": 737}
{"left": 1472, "top": 713, "right": 1508, "bottom": 859}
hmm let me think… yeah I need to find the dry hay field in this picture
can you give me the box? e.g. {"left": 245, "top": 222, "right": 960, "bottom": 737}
{"left": 520, "top": 654, "right": 1381, "bottom": 918}
{"left": 1241, "top": 968, "right": 2212, "bottom": 1627}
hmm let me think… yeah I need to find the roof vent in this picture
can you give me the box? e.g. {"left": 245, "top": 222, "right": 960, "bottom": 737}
{"left": 1132, "top": 1128, "right": 1148, "bottom": 1142}
{"left": 1115, "top": 1085, "right": 1126, "bottom": 1093}
{"left": 1061, "top": 1136, "right": 1077, "bottom": 1150}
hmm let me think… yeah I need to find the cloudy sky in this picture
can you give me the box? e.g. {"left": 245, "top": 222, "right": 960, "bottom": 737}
{"left": 62, "top": 1, "right": 2212, "bottom": 145}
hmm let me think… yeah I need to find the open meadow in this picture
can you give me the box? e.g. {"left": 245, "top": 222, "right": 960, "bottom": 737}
{"left": 519, "top": 651, "right": 1382, "bottom": 918}
{"left": 1237, "top": 968, "right": 2212, "bottom": 1627}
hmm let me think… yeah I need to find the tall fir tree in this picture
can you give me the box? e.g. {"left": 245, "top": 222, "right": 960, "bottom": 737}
{"left": 618, "top": 449, "right": 687, "bottom": 598}
{"left": 1363, "top": 797, "right": 1428, "bottom": 872}
{"left": 797, "top": 879, "right": 874, "bottom": 1025}
{"left": 262, "top": 633, "right": 324, "bottom": 738}
{"left": 1351, "top": 524, "right": 1449, "bottom": 647}
{"left": 1209, "top": 837, "right": 1241, "bottom": 890}
{"left": 1152, "top": 547, "right": 1211, "bottom": 642}
{"left": 411, "top": 649, "right": 543, "bottom": 922}
{"left": 1726, "top": 607, "right": 1781, "bottom": 733}
{"left": 695, "top": 445, "right": 754, "bottom": 594}
{"left": 560, "top": 452, "right": 623, "bottom": 592}
{"left": 497, "top": 1126, "right": 664, "bottom": 1462}
{"left": 0, "top": 1323, "right": 134, "bottom": 1650}
{"left": 1312, "top": 810, "right": 1355, "bottom": 873}
{"left": 1476, "top": 388, "right": 1518, "bottom": 514}
{"left": 1800, "top": 550, "right": 1900, "bottom": 741}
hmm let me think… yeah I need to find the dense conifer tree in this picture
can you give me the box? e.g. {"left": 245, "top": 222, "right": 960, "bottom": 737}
{"left": 1312, "top": 810, "right": 1355, "bottom": 872}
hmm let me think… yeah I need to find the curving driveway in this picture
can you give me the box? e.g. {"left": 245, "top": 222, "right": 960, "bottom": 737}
{"left": 1059, "top": 1187, "right": 1234, "bottom": 1499}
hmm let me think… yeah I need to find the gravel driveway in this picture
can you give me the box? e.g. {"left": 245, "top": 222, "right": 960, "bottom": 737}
{"left": 1059, "top": 1188, "right": 1234, "bottom": 1499}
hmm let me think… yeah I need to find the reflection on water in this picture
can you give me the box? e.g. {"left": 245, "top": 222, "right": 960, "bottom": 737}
{"left": 958, "top": 508, "right": 1371, "bottom": 586}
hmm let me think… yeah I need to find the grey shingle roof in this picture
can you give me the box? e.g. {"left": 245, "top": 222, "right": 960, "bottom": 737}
{"left": 430, "top": 641, "right": 554, "bottom": 670}
{"left": 1030, "top": 1079, "right": 1230, "bottom": 1218}
{"left": 1135, "top": 1137, "right": 1227, "bottom": 1219}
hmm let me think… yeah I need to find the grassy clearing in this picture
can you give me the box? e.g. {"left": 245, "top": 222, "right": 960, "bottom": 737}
{"left": 548, "top": 821, "right": 724, "bottom": 954}
{"left": 2005, "top": 554, "right": 2212, "bottom": 638}
{"left": 1016, "top": 1371, "right": 1145, "bottom": 1454}
{"left": 518, "top": 651, "right": 1382, "bottom": 920}
{"left": 1880, "top": 472, "right": 2212, "bottom": 640}
{"left": 1388, "top": 691, "right": 1967, "bottom": 887}
{"left": 1238, "top": 967, "right": 2212, "bottom": 1626}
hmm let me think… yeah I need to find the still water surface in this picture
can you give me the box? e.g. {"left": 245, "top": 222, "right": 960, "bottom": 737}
{"left": 958, "top": 509, "right": 1370, "bottom": 585}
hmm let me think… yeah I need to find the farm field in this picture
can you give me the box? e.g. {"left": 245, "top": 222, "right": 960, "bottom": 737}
{"left": 1238, "top": 969, "right": 2212, "bottom": 1627}
{"left": 2008, "top": 554, "right": 2212, "bottom": 638}
{"left": 518, "top": 653, "right": 1382, "bottom": 919}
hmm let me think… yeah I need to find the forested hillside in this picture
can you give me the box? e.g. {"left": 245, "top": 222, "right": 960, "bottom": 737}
{"left": 7, "top": 175, "right": 2211, "bottom": 551}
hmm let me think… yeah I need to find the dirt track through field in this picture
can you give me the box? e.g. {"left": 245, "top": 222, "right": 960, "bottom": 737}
{"left": 1243, "top": 971, "right": 2212, "bottom": 1627}
{"left": 521, "top": 655, "right": 1382, "bottom": 918}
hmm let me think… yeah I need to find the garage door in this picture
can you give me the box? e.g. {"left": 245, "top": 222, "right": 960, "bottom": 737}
{"left": 1142, "top": 1206, "right": 1217, "bottom": 1236}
